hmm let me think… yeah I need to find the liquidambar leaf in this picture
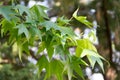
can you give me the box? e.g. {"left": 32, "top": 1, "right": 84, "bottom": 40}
{"left": 30, "top": 5, "right": 49, "bottom": 20}
{"left": 15, "top": 5, "right": 31, "bottom": 16}
{"left": 16, "top": 24, "right": 29, "bottom": 40}
{"left": 76, "top": 39, "right": 97, "bottom": 57}
{"left": 73, "top": 9, "right": 93, "bottom": 28}
{"left": 37, "top": 55, "right": 48, "bottom": 73}
{"left": 40, "top": 21, "right": 59, "bottom": 31}
{"left": 30, "top": 26, "right": 42, "bottom": 40}
{"left": 0, "top": 6, "right": 17, "bottom": 21}
{"left": 50, "top": 60, "right": 64, "bottom": 80}
{"left": 57, "top": 16, "right": 70, "bottom": 26}
{"left": 81, "top": 49, "right": 105, "bottom": 72}
{"left": 37, "top": 42, "right": 45, "bottom": 54}
{"left": 71, "top": 56, "right": 86, "bottom": 80}
{"left": 63, "top": 60, "right": 73, "bottom": 80}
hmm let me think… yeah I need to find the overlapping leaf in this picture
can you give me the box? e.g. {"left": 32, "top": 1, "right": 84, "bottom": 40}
{"left": 16, "top": 23, "right": 29, "bottom": 40}
{"left": 15, "top": 5, "right": 31, "bottom": 16}
{"left": 30, "top": 5, "right": 49, "bottom": 21}
{"left": 0, "top": 4, "right": 106, "bottom": 80}
{"left": 76, "top": 39, "right": 105, "bottom": 72}
{"left": 76, "top": 39, "right": 97, "bottom": 57}
{"left": 0, "top": 6, "right": 17, "bottom": 21}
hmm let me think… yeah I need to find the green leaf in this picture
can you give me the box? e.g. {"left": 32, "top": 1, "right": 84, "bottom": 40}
{"left": 15, "top": 5, "right": 31, "bottom": 16}
{"left": 55, "top": 45, "right": 64, "bottom": 55}
{"left": 63, "top": 55, "right": 85, "bottom": 80}
{"left": 22, "top": 41, "right": 29, "bottom": 54}
{"left": 0, "top": 19, "right": 18, "bottom": 44}
{"left": 82, "top": 49, "right": 105, "bottom": 72}
{"left": 50, "top": 60, "right": 64, "bottom": 80}
{"left": 36, "top": 5, "right": 49, "bottom": 19}
{"left": 1, "top": 19, "right": 15, "bottom": 34}
{"left": 75, "top": 39, "right": 105, "bottom": 72}
{"left": 30, "top": 26, "right": 42, "bottom": 40}
{"left": 57, "top": 16, "right": 70, "bottom": 26}
{"left": 70, "top": 56, "right": 85, "bottom": 79}
{"left": 71, "top": 56, "right": 88, "bottom": 66}
{"left": 30, "top": 5, "right": 49, "bottom": 20}
{"left": 67, "top": 65, "right": 73, "bottom": 80}
{"left": 45, "top": 35, "right": 54, "bottom": 59}
{"left": 41, "top": 21, "right": 75, "bottom": 37}
{"left": 72, "top": 64, "right": 84, "bottom": 80}
{"left": 47, "top": 46, "right": 54, "bottom": 60}
{"left": 9, "top": 29, "right": 18, "bottom": 44}
{"left": 40, "top": 21, "right": 59, "bottom": 31}
{"left": 76, "top": 39, "right": 97, "bottom": 57}
{"left": 37, "top": 55, "right": 48, "bottom": 73}
{"left": 73, "top": 9, "right": 92, "bottom": 28}
{"left": 60, "top": 36, "right": 67, "bottom": 47}
{"left": 16, "top": 24, "right": 29, "bottom": 40}
{"left": 37, "top": 42, "right": 46, "bottom": 54}
{"left": 18, "top": 44, "right": 22, "bottom": 61}
{"left": 88, "top": 30, "right": 97, "bottom": 41}
{"left": 59, "top": 27, "right": 76, "bottom": 37}
{"left": 0, "top": 6, "right": 17, "bottom": 21}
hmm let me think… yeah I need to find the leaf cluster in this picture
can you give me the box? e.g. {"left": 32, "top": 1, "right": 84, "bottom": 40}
{"left": 0, "top": 4, "right": 106, "bottom": 80}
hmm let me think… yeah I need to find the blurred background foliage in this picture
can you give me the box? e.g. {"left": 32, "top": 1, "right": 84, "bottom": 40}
{"left": 0, "top": 0, "right": 120, "bottom": 80}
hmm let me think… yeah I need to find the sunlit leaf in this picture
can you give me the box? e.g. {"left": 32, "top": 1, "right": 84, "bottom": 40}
{"left": 76, "top": 39, "right": 97, "bottom": 57}
{"left": 82, "top": 49, "right": 105, "bottom": 72}
{"left": 73, "top": 9, "right": 93, "bottom": 28}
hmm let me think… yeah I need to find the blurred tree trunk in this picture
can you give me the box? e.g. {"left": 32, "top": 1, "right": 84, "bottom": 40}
{"left": 102, "top": 0, "right": 113, "bottom": 62}
{"left": 101, "top": 0, "right": 117, "bottom": 80}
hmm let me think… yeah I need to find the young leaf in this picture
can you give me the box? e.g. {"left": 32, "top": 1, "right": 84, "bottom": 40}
{"left": 81, "top": 49, "right": 105, "bottom": 72}
{"left": 73, "top": 9, "right": 93, "bottom": 28}
{"left": 76, "top": 39, "right": 97, "bottom": 57}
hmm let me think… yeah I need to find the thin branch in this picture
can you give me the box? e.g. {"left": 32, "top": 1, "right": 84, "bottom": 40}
{"left": 29, "top": 49, "right": 38, "bottom": 61}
